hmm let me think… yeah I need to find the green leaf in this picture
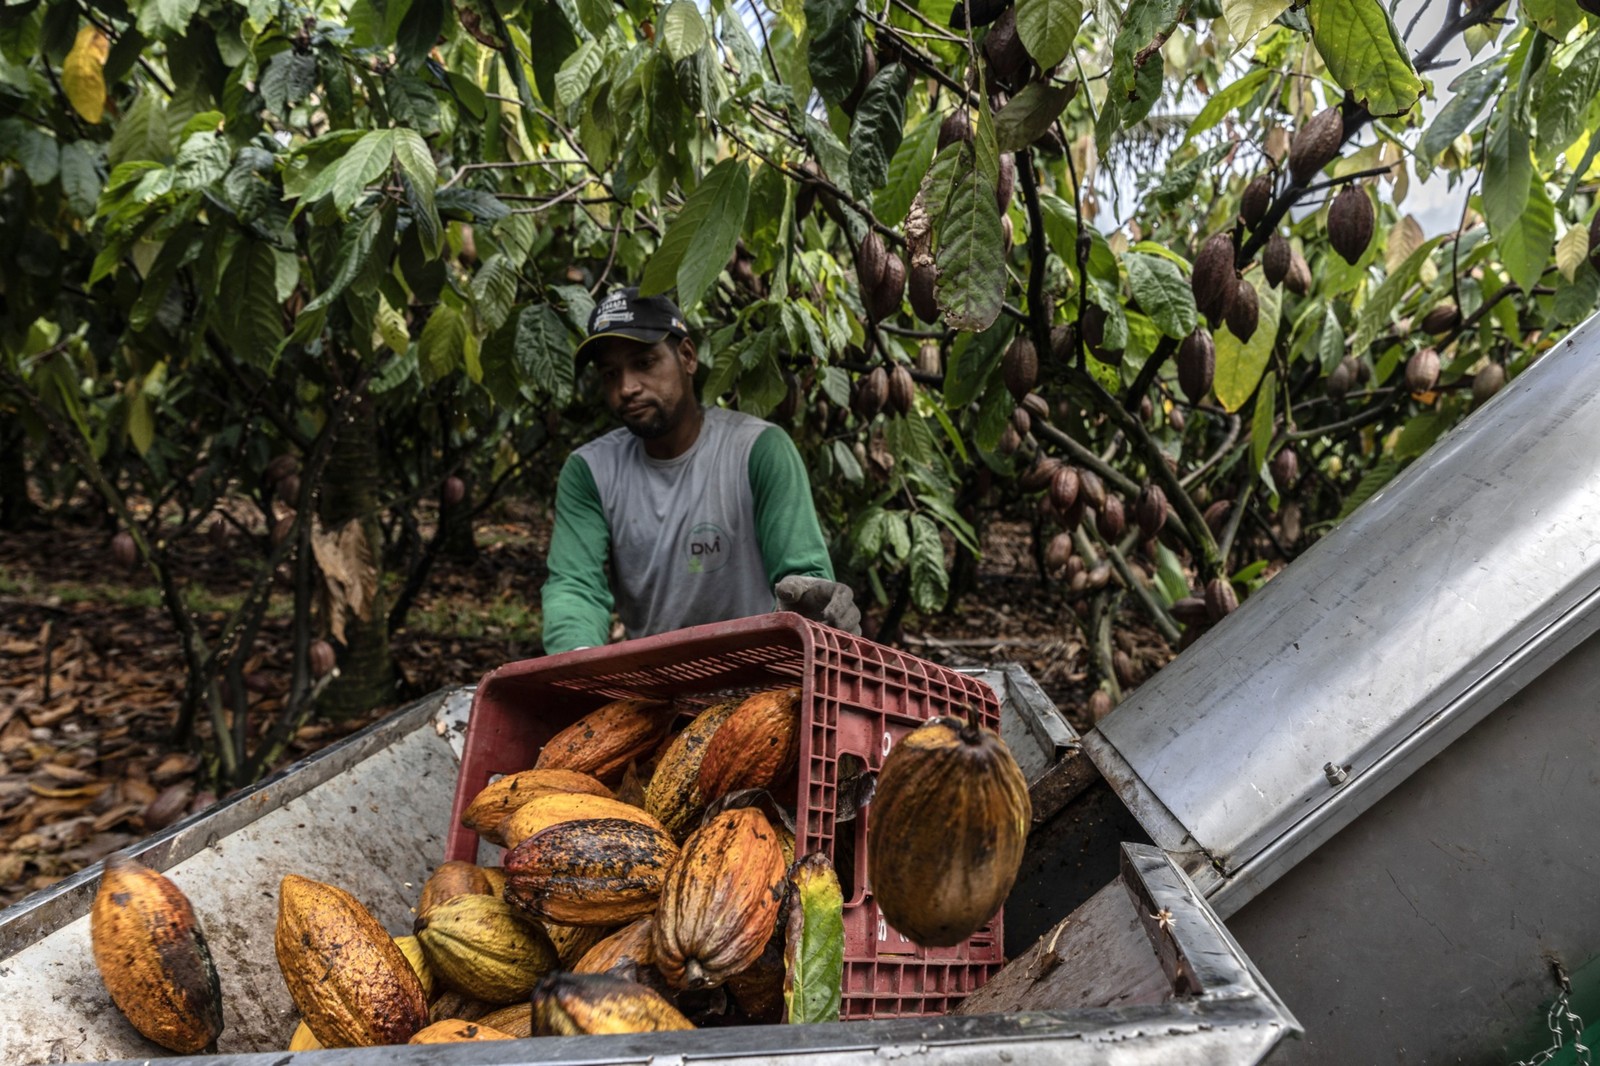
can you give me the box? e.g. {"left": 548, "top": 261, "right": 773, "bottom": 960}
{"left": 993, "top": 80, "right": 1076, "bottom": 154}
{"left": 804, "top": 0, "right": 864, "bottom": 104}
{"left": 820, "top": 364, "right": 851, "bottom": 407}
{"left": 1125, "top": 253, "right": 1197, "bottom": 339}
{"left": 303, "top": 206, "right": 388, "bottom": 315}
{"left": 515, "top": 302, "right": 576, "bottom": 405}
{"left": 1337, "top": 455, "right": 1401, "bottom": 521}
{"left": 395, "top": 0, "right": 444, "bottom": 71}
{"left": 907, "top": 513, "right": 949, "bottom": 612}
{"left": 1496, "top": 172, "right": 1556, "bottom": 295}
{"left": 127, "top": 391, "right": 155, "bottom": 455}
{"left": 640, "top": 158, "right": 751, "bottom": 310}
{"left": 1351, "top": 235, "right": 1441, "bottom": 355}
{"left": 555, "top": 40, "right": 604, "bottom": 111}
{"left": 59, "top": 140, "right": 101, "bottom": 216}
{"left": 223, "top": 240, "right": 285, "bottom": 369}
{"left": 781, "top": 852, "right": 843, "bottom": 1027}
{"left": 848, "top": 63, "right": 910, "bottom": 196}
{"left": 874, "top": 111, "right": 938, "bottom": 227}
{"left": 1183, "top": 69, "right": 1268, "bottom": 144}
{"left": 471, "top": 254, "right": 519, "bottom": 332}
{"left": 419, "top": 303, "right": 467, "bottom": 384}
{"left": 660, "top": 0, "right": 708, "bottom": 62}
{"left": 1482, "top": 119, "right": 1555, "bottom": 294}
{"left": 260, "top": 50, "right": 317, "bottom": 119}
{"left": 1251, "top": 370, "right": 1276, "bottom": 488}
{"left": 1014, "top": 0, "right": 1080, "bottom": 70}
{"left": 1535, "top": 33, "right": 1600, "bottom": 167}
{"left": 526, "top": 1, "right": 579, "bottom": 104}
{"left": 1418, "top": 60, "right": 1503, "bottom": 165}
{"left": 1306, "top": 0, "right": 1423, "bottom": 118}
{"left": 935, "top": 141, "right": 1006, "bottom": 332}
{"left": 1221, "top": 0, "right": 1289, "bottom": 45}
{"left": 0, "top": 120, "right": 59, "bottom": 186}
{"left": 333, "top": 130, "right": 394, "bottom": 215}
{"left": 107, "top": 91, "right": 170, "bottom": 167}
{"left": 137, "top": 0, "right": 201, "bottom": 38}
{"left": 1393, "top": 411, "right": 1446, "bottom": 461}
{"left": 831, "top": 439, "right": 863, "bottom": 483}
{"left": 1213, "top": 272, "right": 1281, "bottom": 412}
{"left": 173, "top": 131, "right": 228, "bottom": 190}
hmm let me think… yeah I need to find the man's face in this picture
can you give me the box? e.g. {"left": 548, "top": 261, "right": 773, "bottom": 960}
{"left": 593, "top": 335, "right": 697, "bottom": 439}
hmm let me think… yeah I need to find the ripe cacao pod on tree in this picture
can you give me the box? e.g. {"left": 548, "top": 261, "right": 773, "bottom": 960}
{"left": 1203, "top": 498, "right": 1233, "bottom": 537}
{"left": 1327, "top": 185, "right": 1374, "bottom": 265}
{"left": 1241, "top": 173, "right": 1273, "bottom": 227}
{"left": 1019, "top": 455, "right": 1062, "bottom": 493}
{"left": 1263, "top": 232, "right": 1291, "bottom": 288}
{"left": 916, "top": 339, "right": 942, "bottom": 378}
{"left": 997, "top": 423, "right": 1022, "bottom": 456}
{"left": 1289, "top": 106, "right": 1344, "bottom": 186}
{"left": 1326, "top": 357, "right": 1357, "bottom": 400}
{"left": 982, "top": 7, "right": 1030, "bottom": 88}
{"left": 1191, "top": 233, "right": 1238, "bottom": 325}
{"left": 938, "top": 109, "right": 972, "bottom": 149}
{"left": 868, "top": 716, "right": 1030, "bottom": 947}
{"left": 1077, "top": 467, "right": 1107, "bottom": 512}
{"left": 908, "top": 260, "right": 939, "bottom": 323}
{"left": 1135, "top": 484, "right": 1168, "bottom": 539}
{"left": 1226, "top": 278, "right": 1260, "bottom": 342}
{"left": 852, "top": 366, "right": 889, "bottom": 419}
{"left": 887, "top": 364, "right": 916, "bottom": 416}
{"left": 1271, "top": 447, "right": 1300, "bottom": 490}
{"left": 871, "top": 251, "right": 906, "bottom": 321}
{"left": 309, "top": 639, "right": 336, "bottom": 678}
{"left": 1177, "top": 328, "right": 1216, "bottom": 404}
{"left": 1405, "top": 347, "right": 1441, "bottom": 393}
{"left": 1285, "top": 245, "right": 1313, "bottom": 295}
{"left": 1002, "top": 335, "right": 1038, "bottom": 402}
{"left": 1049, "top": 465, "right": 1080, "bottom": 513}
{"left": 1420, "top": 303, "right": 1461, "bottom": 335}
{"left": 111, "top": 531, "right": 137, "bottom": 569}
{"left": 1011, "top": 405, "right": 1031, "bottom": 437}
{"left": 441, "top": 476, "right": 466, "bottom": 507}
{"left": 1473, "top": 362, "right": 1507, "bottom": 402}
{"left": 1206, "top": 577, "right": 1240, "bottom": 621}
{"left": 1045, "top": 532, "right": 1074, "bottom": 573}
{"left": 840, "top": 41, "right": 878, "bottom": 117}
{"left": 1096, "top": 494, "right": 1126, "bottom": 540}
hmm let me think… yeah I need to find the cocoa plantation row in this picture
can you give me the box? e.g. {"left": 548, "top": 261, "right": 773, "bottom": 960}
{"left": 87, "top": 689, "right": 1029, "bottom": 1048}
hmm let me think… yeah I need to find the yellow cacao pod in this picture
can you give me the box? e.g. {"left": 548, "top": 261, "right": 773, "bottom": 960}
{"left": 503, "top": 818, "right": 679, "bottom": 926}
{"left": 393, "top": 934, "right": 435, "bottom": 1000}
{"left": 480, "top": 866, "right": 507, "bottom": 897}
{"left": 288, "top": 1021, "right": 322, "bottom": 1052}
{"left": 543, "top": 921, "right": 615, "bottom": 968}
{"left": 417, "top": 861, "right": 492, "bottom": 917}
{"left": 868, "top": 716, "right": 1030, "bottom": 947}
{"left": 89, "top": 854, "right": 224, "bottom": 1054}
{"left": 476, "top": 1003, "right": 534, "bottom": 1038}
{"left": 533, "top": 972, "right": 694, "bottom": 1035}
{"left": 461, "top": 768, "right": 612, "bottom": 846}
{"left": 574, "top": 916, "right": 657, "bottom": 975}
{"left": 534, "top": 699, "right": 675, "bottom": 784}
{"left": 643, "top": 697, "right": 742, "bottom": 840}
{"left": 407, "top": 1019, "right": 515, "bottom": 1043}
{"left": 501, "top": 792, "right": 664, "bottom": 850}
{"left": 414, "top": 894, "right": 559, "bottom": 1004}
{"left": 653, "top": 808, "right": 787, "bottom": 990}
{"left": 696, "top": 688, "right": 803, "bottom": 802}
{"left": 274, "top": 874, "right": 428, "bottom": 1047}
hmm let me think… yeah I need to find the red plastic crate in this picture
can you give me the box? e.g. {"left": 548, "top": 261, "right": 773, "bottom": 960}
{"left": 444, "top": 612, "right": 1004, "bottom": 1019}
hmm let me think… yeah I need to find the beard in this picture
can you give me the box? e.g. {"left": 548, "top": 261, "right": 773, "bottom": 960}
{"left": 619, "top": 402, "right": 671, "bottom": 439}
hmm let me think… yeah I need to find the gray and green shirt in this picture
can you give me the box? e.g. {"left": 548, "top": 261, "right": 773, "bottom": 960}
{"left": 541, "top": 407, "right": 834, "bottom": 654}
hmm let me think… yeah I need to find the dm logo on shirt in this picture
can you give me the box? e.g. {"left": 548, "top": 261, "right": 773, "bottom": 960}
{"left": 684, "top": 523, "right": 732, "bottom": 574}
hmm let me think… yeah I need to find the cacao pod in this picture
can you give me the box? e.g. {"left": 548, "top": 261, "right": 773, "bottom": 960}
{"left": 475, "top": 1003, "right": 534, "bottom": 1039}
{"left": 1019, "top": 455, "right": 1062, "bottom": 493}
{"left": 1050, "top": 322, "right": 1074, "bottom": 362}
{"left": 1002, "top": 336, "right": 1038, "bottom": 402}
{"left": 1080, "top": 303, "right": 1121, "bottom": 361}
{"left": 696, "top": 687, "right": 803, "bottom": 802}
{"left": 90, "top": 855, "right": 224, "bottom": 1053}
{"left": 502, "top": 792, "right": 665, "bottom": 850}
{"left": 277, "top": 474, "right": 302, "bottom": 506}
{"left": 1285, "top": 245, "right": 1313, "bottom": 295}
{"left": 502, "top": 818, "right": 679, "bottom": 926}
{"left": 481, "top": 866, "right": 506, "bottom": 897}
{"left": 1226, "top": 278, "right": 1259, "bottom": 342}
{"left": 542, "top": 922, "right": 613, "bottom": 969}
{"left": 888, "top": 364, "right": 916, "bottom": 416}
{"left": 1421, "top": 303, "right": 1461, "bottom": 335}
{"left": 1011, "top": 405, "right": 1031, "bottom": 437}
{"left": 1327, "top": 185, "right": 1374, "bottom": 265}
{"left": 111, "top": 531, "right": 137, "bottom": 569}
{"left": 1270, "top": 447, "right": 1299, "bottom": 490}
{"left": 533, "top": 972, "right": 694, "bottom": 1035}
{"left": 461, "top": 768, "right": 612, "bottom": 846}
{"left": 1113, "top": 650, "right": 1137, "bottom": 687}
{"left": 1045, "top": 532, "right": 1074, "bottom": 573}
{"left": 644, "top": 697, "right": 742, "bottom": 841}
{"left": 1077, "top": 467, "right": 1107, "bottom": 512}
{"left": 853, "top": 366, "right": 889, "bottom": 419}
{"left": 908, "top": 260, "right": 939, "bottom": 323}
{"left": 1087, "top": 561, "right": 1113, "bottom": 589}
{"left": 309, "top": 639, "right": 336, "bottom": 678}
{"left": 998, "top": 424, "right": 1022, "bottom": 456}
{"left": 1169, "top": 404, "right": 1187, "bottom": 431}
{"left": 1191, "top": 232, "right": 1238, "bottom": 325}
{"left": 982, "top": 7, "right": 1029, "bottom": 87}
{"left": 1241, "top": 174, "right": 1273, "bottom": 227}
{"left": 939, "top": 110, "right": 973, "bottom": 150}
{"left": 1177, "top": 328, "right": 1216, "bottom": 404}
{"left": 856, "top": 230, "right": 888, "bottom": 294}
{"left": 418, "top": 861, "right": 492, "bottom": 918}
{"left": 870, "top": 250, "right": 907, "bottom": 321}
{"left": 1135, "top": 484, "right": 1168, "bottom": 539}
{"left": 427, "top": 991, "right": 492, "bottom": 1025}
{"left": 275, "top": 874, "right": 428, "bottom": 1047}
{"left": 869, "top": 717, "right": 1030, "bottom": 947}
{"left": 1263, "top": 232, "right": 1291, "bottom": 288}
{"left": 393, "top": 934, "right": 435, "bottom": 1000}
{"left": 1096, "top": 494, "right": 1126, "bottom": 540}
{"left": 266, "top": 454, "right": 299, "bottom": 484}
{"left": 1171, "top": 597, "right": 1210, "bottom": 626}
{"left": 916, "top": 339, "right": 942, "bottom": 377}
{"left": 1088, "top": 690, "right": 1115, "bottom": 722}
{"left": 1203, "top": 499, "right": 1232, "bottom": 537}
{"left": 725, "top": 931, "right": 786, "bottom": 1023}
{"left": 654, "top": 808, "right": 787, "bottom": 989}
{"left": 1473, "top": 362, "right": 1506, "bottom": 402}
{"left": 534, "top": 698, "right": 674, "bottom": 785}
{"left": 1205, "top": 577, "right": 1239, "bottom": 621}
{"left": 1289, "top": 106, "right": 1344, "bottom": 186}
{"left": 414, "top": 894, "right": 559, "bottom": 1003}
{"left": 1326, "top": 357, "right": 1356, "bottom": 400}
{"left": 575, "top": 916, "right": 658, "bottom": 975}
{"left": 408, "top": 1020, "right": 514, "bottom": 1043}
{"left": 996, "top": 151, "right": 1016, "bottom": 213}
{"left": 441, "top": 476, "right": 466, "bottom": 507}
{"left": 289, "top": 1021, "right": 322, "bottom": 1051}
{"left": 1048, "top": 465, "right": 1080, "bottom": 513}
{"left": 1022, "top": 391, "right": 1050, "bottom": 421}
{"left": 795, "top": 162, "right": 821, "bottom": 221}
{"left": 1405, "top": 347, "right": 1441, "bottom": 394}
{"left": 840, "top": 41, "right": 878, "bottom": 117}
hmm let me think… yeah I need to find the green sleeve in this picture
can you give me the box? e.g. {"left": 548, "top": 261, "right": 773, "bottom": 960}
{"left": 748, "top": 425, "right": 835, "bottom": 590}
{"left": 541, "top": 454, "right": 613, "bottom": 654}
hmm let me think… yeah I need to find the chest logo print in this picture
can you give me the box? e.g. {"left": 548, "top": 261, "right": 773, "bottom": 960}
{"left": 685, "top": 522, "right": 733, "bottom": 574}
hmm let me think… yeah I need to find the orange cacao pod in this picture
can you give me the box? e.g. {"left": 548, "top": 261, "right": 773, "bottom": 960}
{"left": 501, "top": 793, "right": 664, "bottom": 850}
{"left": 695, "top": 687, "right": 803, "bottom": 803}
{"left": 644, "top": 697, "right": 743, "bottom": 840}
{"left": 534, "top": 699, "right": 674, "bottom": 784}
{"left": 461, "top": 768, "right": 612, "bottom": 846}
{"left": 418, "top": 861, "right": 493, "bottom": 917}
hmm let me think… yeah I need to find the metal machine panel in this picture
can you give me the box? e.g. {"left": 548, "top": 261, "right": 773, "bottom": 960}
{"left": 1088, "top": 313, "right": 1600, "bottom": 899}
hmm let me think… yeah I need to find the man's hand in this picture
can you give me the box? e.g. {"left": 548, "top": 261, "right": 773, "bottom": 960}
{"left": 774, "top": 576, "right": 862, "bottom": 635}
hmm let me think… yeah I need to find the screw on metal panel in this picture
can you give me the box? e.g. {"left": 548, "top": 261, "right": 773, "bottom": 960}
{"left": 1323, "top": 762, "right": 1349, "bottom": 786}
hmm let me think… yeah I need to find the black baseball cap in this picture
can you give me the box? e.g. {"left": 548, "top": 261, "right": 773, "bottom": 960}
{"left": 574, "top": 287, "right": 690, "bottom": 370}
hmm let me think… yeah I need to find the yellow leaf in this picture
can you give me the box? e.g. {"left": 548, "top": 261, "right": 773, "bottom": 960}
{"left": 62, "top": 27, "right": 109, "bottom": 125}
{"left": 1385, "top": 215, "right": 1424, "bottom": 274}
{"left": 1555, "top": 224, "right": 1589, "bottom": 284}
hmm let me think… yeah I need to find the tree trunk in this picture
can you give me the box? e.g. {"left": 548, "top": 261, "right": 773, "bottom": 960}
{"left": 0, "top": 421, "right": 37, "bottom": 530}
{"left": 317, "top": 390, "right": 396, "bottom": 718}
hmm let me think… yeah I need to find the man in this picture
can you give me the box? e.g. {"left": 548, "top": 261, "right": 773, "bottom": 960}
{"left": 540, "top": 287, "right": 860, "bottom": 654}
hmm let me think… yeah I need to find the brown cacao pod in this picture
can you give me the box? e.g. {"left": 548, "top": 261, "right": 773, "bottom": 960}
{"left": 996, "top": 151, "right": 1016, "bottom": 213}
{"left": 653, "top": 808, "right": 787, "bottom": 989}
{"left": 856, "top": 231, "right": 888, "bottom": 299}
{"left": 1113, "top": 649, "right": 1138, "bottom": 687}
{"left": 888, "top": 364, "right": 916, "bottom": 416}
{"left": 418, "top": 861, "right": 493, "bottom": 918}
{"left": 1226, "top": 278, "right": 1259, "bottom": 342}
{"left": 1079, "top": 303, "right": 1121, "bottom": 361}
{"left": 534, "top": 698, "right": 674, "bottom": 785}
{"left": 1289, "top": 106, "right": 1344, "bottom": 186}
{"left": 1077, "top": 467, "right": 1107, "bottom": 512}
{"left": 1285, "top": 245, "right": 1313, "bottom": 295}
{"left": 908, "top": 259, "right": 939, "bottom": 323}
{"left": 1019, "top": 455, "right": 1062, "bottom": 493}
{"left": 1203, "top": 499, "right": 1233, "bottom": 537}
{"left": 1135, "top": 484, "right": 1168, "bottom": 539}
{"left": 308, "top": 639, "right": 336, "bottom": 678}
{"left": 277, "top": 474, "right": 302, "bottom": 506}
{"left": 1205, "top": 577, "right": 1239, "bottom": 621}
{"left": 475, "top": 1003, "right": 534, "bottom": 1039}
{"left": 90, "top": 855, "right": 224, "bottom": 1053}
{"left": 1050, "top": 322, "right": 1074, "bottom": 362}
{"left": 870, "top": 250, "right": 907, "bottom": 321}
{"left": 1048, "top": 465, "right": 1080, "bottom": 513}
{"left": 266, "top": 453, "right": 299, "bottom": 484}
{"left": 1241, "top": 173, "right": 1273, "bottom": 227}
{"left": 533, "top": 972, "right": 694, "bottom": 1035}
{"left": 1473, "top": 362, "right": 1506, "bottom": 402}
{"left": 461, "top": 768, "right": 612, "bottom": 846}
{"left": 542, "top": 922, "right": 613, "bottom": 969}
{"left": 1420, "top": 303, "right": 1461, "bottom": 335}
{"left": 1326, "top": 357, "right": 1356, "bottom": 400}
{"left": 724, "top": 930, "right": 786, "bottom": 1023}
{"left": 795, "top": 161, "right": 821, "bottom": 221}
{"left": 840, "top": 41, "right": 878, "bottom": 117}
{"left": 644, "top": 697, "right": 742, "bottom": 841}
{"left": 853, "top": 366, "right": 889, "bottom": 419}
{"left": 696, "top": 687, "right": 803, "bottom": 802}
{"left": 998, "top": 423, "right": 1022, "bottom": 456}
{"left": 414, "top": 894, "right": 559, "bottom": 1003}
{"left": 1191, "top": 232, "right": 1238, "bottom": 324}
{"left": 1011, "top": 405, "right": 1031, "bottom": 437}
{"left": 868, "top": 717, "right": 1030, "bottom": 947}
{"left": 427, "top": 991, "right": 493, "bottom": 1025}
{"left": 111, "top": 531, "right": 137, "bottom": 569}
{"left": 1022, "top": 391, "right": 1050, "bottom": 421}
{"left": 1096, "top": 494, "right": 1126, "bottom": 541}
{"left": 503, "top": 792, "right": 665, "bottom": 850}
{"left": 1263, "top": 232, "right": 1291, "bottom": 288}
{"left": 1088, "top": 690, "right": 1115, "bottom": 722}
{"left": 1171, "top": 597, "right": 1210, "bottom": 626}
{"left": 275, "top": 874, "right": 428, "bottom": 1047}
{"left": 982, "top": 6, "right": 1029, "bottom": 87}
{"left": 1177, "top": 328, "right": 1216, "bottom": 404}
{"left": 1002, "top": 336, "right": 1039, "bottom": 402}
{"left": 1405, "top": 347, "right": 1441, "bottom": 393}
{"left": 1270, "top": 447, "right": 1299, "bottom": 490}
{"left": 441, "top": 476, "right": 466, "bottom": 507}
{"left": 409, "top": 1020, "right": 515, "bottom": 1044}
{"left": 1327, "top": 185, "right": 1374, "bottom": 265}
{"left": 938, "top": 109, "right": 973, "bottom": 149}
{"left": 502, "top": 818, "right": 679, "bottom": 926}
{"left": 1045, "top": 532, "right": 1074, "bottom": 573}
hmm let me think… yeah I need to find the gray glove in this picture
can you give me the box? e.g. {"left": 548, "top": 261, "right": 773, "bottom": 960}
{"left": 774, "top": 575, "right": 862, "bottom": 635}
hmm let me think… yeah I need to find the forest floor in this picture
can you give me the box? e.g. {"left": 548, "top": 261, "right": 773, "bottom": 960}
{"left": 0, "top": 500, "right": 1174, "bottom": 908}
